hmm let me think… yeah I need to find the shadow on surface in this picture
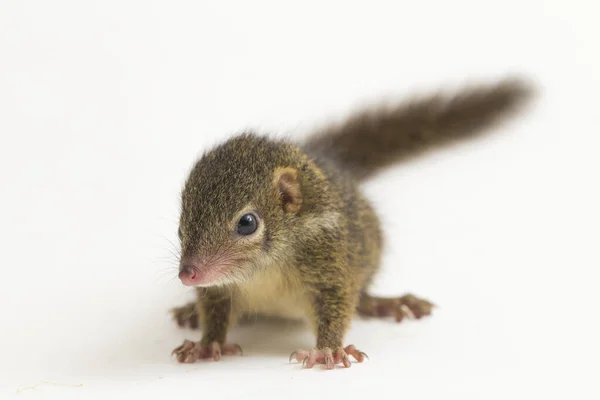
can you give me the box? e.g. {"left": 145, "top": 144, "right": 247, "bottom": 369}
{"left": 67, "top": 302, "right": 315, "bottom": 378}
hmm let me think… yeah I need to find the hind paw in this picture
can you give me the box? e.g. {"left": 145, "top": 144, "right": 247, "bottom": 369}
{"left": 172, "top": 340, "right": 242, "bottom": 363}
{"left": 171, "top": 302, "right": 199, "bottom": 329}
{"left": 358, "top": 293, "right": 435, "bottom": 322}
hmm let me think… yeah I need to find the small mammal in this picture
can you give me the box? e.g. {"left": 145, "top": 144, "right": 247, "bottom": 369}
{"left": 170, "top": 77, "right": 533, "bottom": 369}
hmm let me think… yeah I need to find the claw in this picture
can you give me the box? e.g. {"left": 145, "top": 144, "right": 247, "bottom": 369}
{"left": 235, "top": 344, "right": 243, "bottom": 356}
{"left": 343, "top": 345, "right": 369, "bottom": 362}
{"left": 291, "top": 346, "right": 368, "bottom": 369}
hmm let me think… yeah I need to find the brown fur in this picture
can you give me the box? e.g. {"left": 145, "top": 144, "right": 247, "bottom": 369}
{"left": 172, "top": 76, "right": 534, "bottom": 358}
{"left": 305, "top": 77, "right": 534, "bottom": 179}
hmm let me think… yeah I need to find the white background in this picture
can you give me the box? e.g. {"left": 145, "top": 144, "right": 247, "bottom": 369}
{"left": 1, "top": 1, "right": 598, "bottom": 399}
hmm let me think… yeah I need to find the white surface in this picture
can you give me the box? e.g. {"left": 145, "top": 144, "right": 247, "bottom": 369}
{"left": 1, "top": 1, "right": 598, "bottom": 399}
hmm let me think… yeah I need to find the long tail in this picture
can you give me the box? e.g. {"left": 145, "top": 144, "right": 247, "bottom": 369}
{"left": 304, "top": 77, "right": 534, "bottom": 180}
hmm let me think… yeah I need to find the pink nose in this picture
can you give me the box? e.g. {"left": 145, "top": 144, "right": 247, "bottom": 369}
{"left": 178, "top": 265, "right": 199, "bottom": 286}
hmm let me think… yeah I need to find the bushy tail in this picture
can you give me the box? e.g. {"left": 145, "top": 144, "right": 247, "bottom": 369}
{"left": 304, "top": 77, "right": 534, "bottom": 180}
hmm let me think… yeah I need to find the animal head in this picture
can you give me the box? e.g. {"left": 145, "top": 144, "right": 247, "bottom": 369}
{"left": 177, "top": 133, "right": 311, "bottom": 287}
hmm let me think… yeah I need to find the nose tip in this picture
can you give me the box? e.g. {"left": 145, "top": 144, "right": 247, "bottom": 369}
{"left": 179, "top": 264, "right": 199, "bottom": 286}
{"left": 180, "top": 265, "right": 197, "bottom": 279}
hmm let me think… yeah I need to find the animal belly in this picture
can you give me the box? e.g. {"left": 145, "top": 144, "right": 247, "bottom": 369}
{"left": 249, "top": 295, "right": 307, "bottom": 320}
{"left": 237, "top": 267, "right": 309, "bottom": 321}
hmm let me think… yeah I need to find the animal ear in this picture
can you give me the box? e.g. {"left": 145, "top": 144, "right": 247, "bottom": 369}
{"left": 273, "top": 167, "right": 302, "bottom": 213}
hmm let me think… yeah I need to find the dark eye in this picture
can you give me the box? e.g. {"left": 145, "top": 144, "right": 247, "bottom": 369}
{"left": 237, "top": 213, "right": 258, "bottom": 235}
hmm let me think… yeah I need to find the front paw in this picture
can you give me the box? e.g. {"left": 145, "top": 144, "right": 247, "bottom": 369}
{"left": 172, "top": 339, "right": 242, "bottom": 363}
{"left": 289, "top": 345, "right": 368, "bottom": 369}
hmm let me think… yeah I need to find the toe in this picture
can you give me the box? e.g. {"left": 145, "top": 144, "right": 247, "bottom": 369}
{"left": 175, "top": 342, "right": 199, "bottom": 363}
{"left": 341, "top": 353, "right": 351, "bottom": 368}
{"left": 305, "top": 349, "right": 319, "bottom": 369}
{"left": 291, "top": 349, "right": 310, "bottom": 363}
{"left": 402, "top": 294, "right": 434, "bottom": 318}
{"left": 335, "top": 348, "right": 352, "bottom": 368}
{"left": 323, "top": 348, "right": 334, "bottom": 370}
{"left": 183, "top": 352, "right": 197, "bottom": 363}
{"left": 222, "top": 343, "right": 243, "bottom": 356}
{"left": 211, "top": 342, "right": 222, "bottom": 361}
{"left": 172, "top": 339, "right": 193, "bottom": 357}
{"left": 394, "top": 304, "right": 407, "bottom": 322}
{"left": 344, "top": 345, "right": 368, "bottom": 362}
